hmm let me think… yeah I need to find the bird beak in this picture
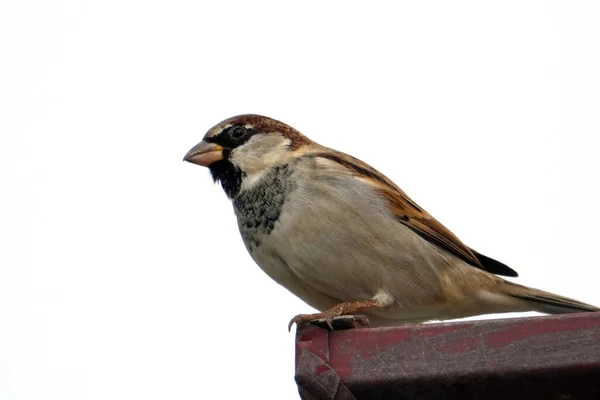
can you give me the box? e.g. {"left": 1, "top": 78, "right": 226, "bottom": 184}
{"left": 183, "top": 141, "right": 224, "bottom": 167}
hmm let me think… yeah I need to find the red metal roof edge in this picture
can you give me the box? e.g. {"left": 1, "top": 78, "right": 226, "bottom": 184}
{"left": 295, "top": 312, "right": 600, "bottom": 400}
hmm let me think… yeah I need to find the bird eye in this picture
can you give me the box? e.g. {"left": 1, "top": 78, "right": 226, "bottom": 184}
{"left": 230, "top": 126, "right": 247, "bottom": 139}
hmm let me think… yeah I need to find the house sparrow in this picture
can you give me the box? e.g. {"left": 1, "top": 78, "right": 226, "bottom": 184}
{"left": 184, "top": 114, "right": 599, "bottom": 329}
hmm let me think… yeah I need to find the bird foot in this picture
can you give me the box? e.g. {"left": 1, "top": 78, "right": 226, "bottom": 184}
{"left": 288, "top": 313, "right": 371, "bottom": 331}
{"left": 288, "top": 309, "right": 342, "bottom": 332}
{"left": 288, "top": 300, "right": 378, "bottom": 331}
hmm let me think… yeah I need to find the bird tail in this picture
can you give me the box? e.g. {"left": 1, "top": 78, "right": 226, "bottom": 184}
{"left": 500, "top": 281, "right": 600, "bottom": 314}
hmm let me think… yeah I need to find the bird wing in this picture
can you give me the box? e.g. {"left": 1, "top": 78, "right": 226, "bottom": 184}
{"left": 314, "top": 151, "right": 518, "bottom": 277}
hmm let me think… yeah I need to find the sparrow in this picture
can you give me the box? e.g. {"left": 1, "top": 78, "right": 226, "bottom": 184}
{"left": 183, "top": 114, "right": 599, "bottom": 330}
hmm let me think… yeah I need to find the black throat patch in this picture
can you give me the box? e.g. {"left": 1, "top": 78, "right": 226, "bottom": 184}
{"left": 233, "top": 164, "right": 293, "bottom": 250}
{"left": 208, "top": 154, "right": 243, "bottom": 198}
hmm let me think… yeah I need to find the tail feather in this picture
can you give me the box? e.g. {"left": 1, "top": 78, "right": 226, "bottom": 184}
{"left": 501, "top": 282, "right": 600, "bottom": 314}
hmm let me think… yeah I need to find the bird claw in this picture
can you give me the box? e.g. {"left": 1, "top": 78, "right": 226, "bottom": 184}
{"left": 353, "top": 314, "right": 371, "bottom": 328}
{"left": 288, "top": 315, "right": 304, "bottom": 332}
{"left": 288, "top": 314, "right": 319, "bottom": 332}
{"left": 289, "top": 300, "right": 378, "bottom": 331}
{"left": 288, "top": 313, "right": 372, "bottom": 332}
{"left": 288, "top": 307, "right": 345, "bottom": 332}
{"left": 325, "top": 315, "right": 335, "bottom": 331}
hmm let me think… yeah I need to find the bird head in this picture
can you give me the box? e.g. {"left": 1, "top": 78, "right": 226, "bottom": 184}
{"left": 184, "top": 114, "right": 313, "bottom": 198}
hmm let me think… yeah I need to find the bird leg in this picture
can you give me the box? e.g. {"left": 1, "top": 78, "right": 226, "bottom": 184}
{"left": 288, "top": 299, "right": 379, "bottom": 331}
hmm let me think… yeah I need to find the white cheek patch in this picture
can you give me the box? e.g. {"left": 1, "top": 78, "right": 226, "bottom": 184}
{"left": 230, "top": 134, "right": 292, "bottom": 174}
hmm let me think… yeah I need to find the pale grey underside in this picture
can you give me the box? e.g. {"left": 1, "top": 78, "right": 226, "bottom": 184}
{"left": 232, "top": 156, "right": 519, "bottom": 325}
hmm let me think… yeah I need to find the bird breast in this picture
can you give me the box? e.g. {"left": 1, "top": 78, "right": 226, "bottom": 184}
{"left": 231, "top": 157, "right": 450, "bottom": 309}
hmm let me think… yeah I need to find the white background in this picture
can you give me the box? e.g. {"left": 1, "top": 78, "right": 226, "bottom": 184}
{"left": 1, "top": 1, "right": 599, "bottom": 399}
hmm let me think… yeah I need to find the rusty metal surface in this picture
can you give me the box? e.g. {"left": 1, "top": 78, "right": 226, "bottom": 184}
{"left": 295, "top": 312, "right": 600, "bottom": 399}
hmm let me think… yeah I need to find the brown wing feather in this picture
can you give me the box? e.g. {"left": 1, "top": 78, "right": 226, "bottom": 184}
{"left": 375, "top": 185, "right": 484, "bottom": 268}
{"left": 314, "top": 151, "right": 484, "bottom": 269}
